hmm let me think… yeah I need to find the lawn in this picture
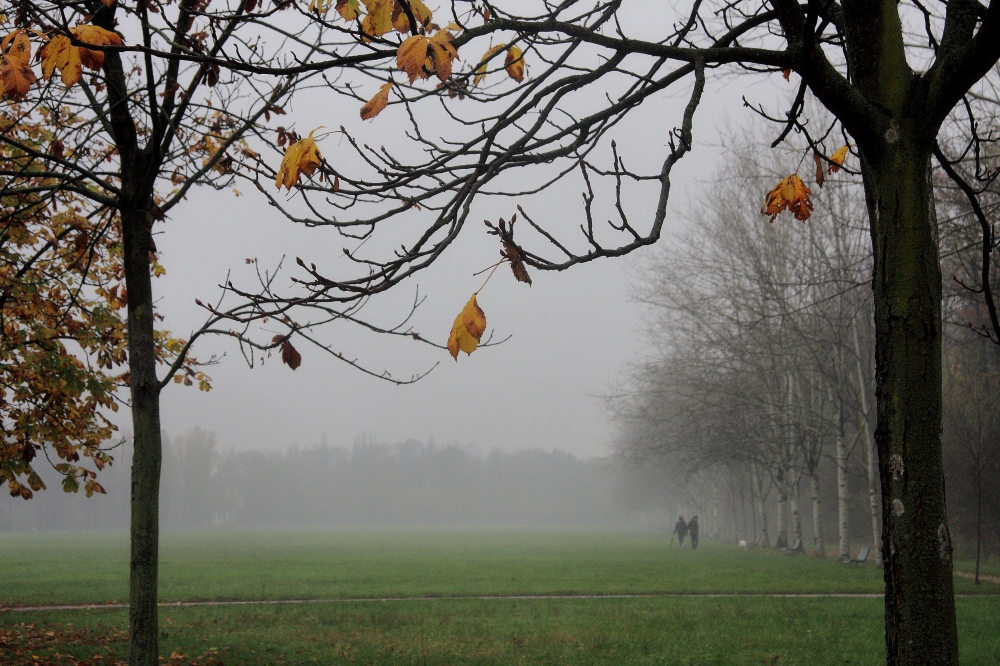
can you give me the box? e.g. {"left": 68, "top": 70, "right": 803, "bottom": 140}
{"left": 1, "top": 529, "right": 998, "bottom": 665}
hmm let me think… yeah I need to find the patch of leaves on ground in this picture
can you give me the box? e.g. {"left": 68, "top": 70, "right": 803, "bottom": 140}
{"left": 0, "top": 621, "right": 223, "bottom": 666}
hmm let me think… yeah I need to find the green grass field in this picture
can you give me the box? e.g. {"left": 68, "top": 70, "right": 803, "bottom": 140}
{"left": 1, "top": 529, "right": 998, "bottom": 665}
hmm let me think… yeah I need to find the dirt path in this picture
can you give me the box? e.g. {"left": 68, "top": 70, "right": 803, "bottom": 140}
{"left": 954, "top": 570, "right": 1000, "bottom": 585}
{"left": 5, "top": 585, "right": 998, "bottom": 613}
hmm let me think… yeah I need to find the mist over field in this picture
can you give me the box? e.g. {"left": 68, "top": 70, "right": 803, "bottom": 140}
{"left": 0, "top": 429, "right": 655, "bottom": 531}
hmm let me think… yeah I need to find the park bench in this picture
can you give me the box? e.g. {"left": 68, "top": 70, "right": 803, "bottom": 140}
{"left": 844, "top": 546, "right": 871, "bottom": 565}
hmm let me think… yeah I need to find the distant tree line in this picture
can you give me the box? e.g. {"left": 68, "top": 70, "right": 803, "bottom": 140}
{"left": 612, "top": 125, "right": 1000, "bottom": 571}
{"left": 0, "top": 430, "right": 640, "bottom": 530}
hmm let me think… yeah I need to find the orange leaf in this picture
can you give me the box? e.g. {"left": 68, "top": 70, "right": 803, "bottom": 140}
{"left": 761, "top": 174, "right": 813, "bottom": 222}
{"left": 1, "top": 31, "right": 36, "bottom": 100}
{"left": 447, "top": 294, "right": 486, "bottom": 360}
{"left": 828, "top": 145, "right": 850, "bottom": 173}
{"left": 275, "top": 129, "right": 323, "bottom": 190}
{"left": 1, "top": 57, "right": 35, "bottom": 99}
{"left": 360, "top": 82, "right": 392, "bottom": 120}
{"left": 397, "top": 35, "right": 429, "bottom": 83}
{"left": 428, "top": 29, "right": 458, "bottom": 82}
{"left": 505, "top": 45, "right": 525, "bottom": 82}
{"left": 474, "top": 43, "right": 505, "bottom": 86}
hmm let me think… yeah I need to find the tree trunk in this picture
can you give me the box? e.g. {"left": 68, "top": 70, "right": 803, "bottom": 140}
{"left": 853, "top": 317, "right": 883, "bottom": 568}
{"left": 975, "top": 443, "right": 982, "bottom": 585}
{"left": 836, "top": 416, "right": 850, "bottom": 560}
{"left": 863, "top": 140, "right": 957, "bottom": 666}
{"left": 790, "top": 476, "right": 802, "bottom": 550}
{"left": 775, "top": 483, "right": 788, "bottom": 549}
{"left": 810, "top": 472, "right": 825, "bottom": 557}
{"left": 753, "top": 463, "right": 770, "bottom": 548}
{"left": 122, "top": 204, "right": 162, "bottom": 666}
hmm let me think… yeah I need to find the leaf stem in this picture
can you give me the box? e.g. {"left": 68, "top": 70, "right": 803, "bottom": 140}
{"left": 474, "top": 259, "right": 507, "bottom": 294}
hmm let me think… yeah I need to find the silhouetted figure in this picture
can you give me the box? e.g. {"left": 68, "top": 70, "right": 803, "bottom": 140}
{"left": 689, "top": 515, "right": 699, "bottom": 550}
{"left": 672, "top": 516, "right": 688, "bottom": 548}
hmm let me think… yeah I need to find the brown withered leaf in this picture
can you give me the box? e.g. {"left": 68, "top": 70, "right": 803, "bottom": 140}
{"left": 447, "top": 294, "right": 486, "bottom": 360}
{"left": 505, "top": 45, "right": 525, "bottom": 82}
{"left": 360, "top": 82, "right": 392, "bottom": 120}
{"left": 782, "top": 68, "right": 791, "bottom": 81}
{"left": 813, "top": 152, "right": 825, "bottom": 188}
{"left": 273, "top": 335, "right": 302, "bottom": 370}
{"left": 485, "top": 214, "right": 531, "bottom": 285}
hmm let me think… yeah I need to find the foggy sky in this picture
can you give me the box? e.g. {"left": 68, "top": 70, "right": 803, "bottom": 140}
{"left": 139, "top": 57, "right": 786, "bottom": 458}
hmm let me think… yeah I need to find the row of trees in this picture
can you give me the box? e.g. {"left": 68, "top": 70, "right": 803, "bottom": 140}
{"left": 613, "top": 128, "right": 1000, "bottom": 575}
{"left": 5, "top": 1, "right": 1000, "bottom": 663}
{"left": 0, "top": 429, "right": 635, "bottom": 530}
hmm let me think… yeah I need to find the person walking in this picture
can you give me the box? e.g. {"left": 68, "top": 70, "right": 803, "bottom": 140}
{"left": 672, "top": 516, "right": 688, "bottom": 548}
{"left": 689, "top": 515, "right": 700, "bottom": 550}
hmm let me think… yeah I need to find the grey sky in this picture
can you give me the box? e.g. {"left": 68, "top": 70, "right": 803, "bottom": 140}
{"left": 142, "top": 59, "right": 784, "bottom": 458}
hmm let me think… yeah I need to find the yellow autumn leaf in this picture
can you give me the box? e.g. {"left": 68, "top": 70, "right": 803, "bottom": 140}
{"left": 361, "top": 0, "right": 394, "bottom": 38}
{"left": 427, "top": 29, "right": 458, "bottom": 82}
{"left": 505, "top": 45, "right": 525, "bottom": 83}
{"left": 1, "top": 30, "right": 31, "bottom": 66}
{"left": 762, "top": 174, "right": 813, "bottom": 222}
{"left": 397, "top": 34, "right": 429, "bottom": 83}
{"left": 474, "top": 44, "right": 506, "bottom": 86}
{"left": 360, "top": 82, "right": 393, "bottom": 120}
{"left": 828, "top": 145, "right": 850, "bottom": 173}
{"left": 70, "top": 25, "right": 123, "bottom": 71}
{"left": 447, "top": 294, "right": 487, "bottom": 360}
{"left": 392, "top": 0, "right": 433, "bottom": 33}
{"left": 40, "top": 35, "right": 83, "bottom": 87}
{"left": 336, "top": 0, "right": 362, "bottom": 20}
{"left": 275, "top": 130, "right": 323, "bottom": 190}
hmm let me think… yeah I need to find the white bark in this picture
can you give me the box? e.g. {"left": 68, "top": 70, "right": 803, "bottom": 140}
{"left": 837, "top": 417, "right": 850, "bottom": 560}
{"left": 810, "top": 471, "right": 825, "bottom": 557}
{"left": 790, "top": 475, "right": 803, "bottom": 550}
